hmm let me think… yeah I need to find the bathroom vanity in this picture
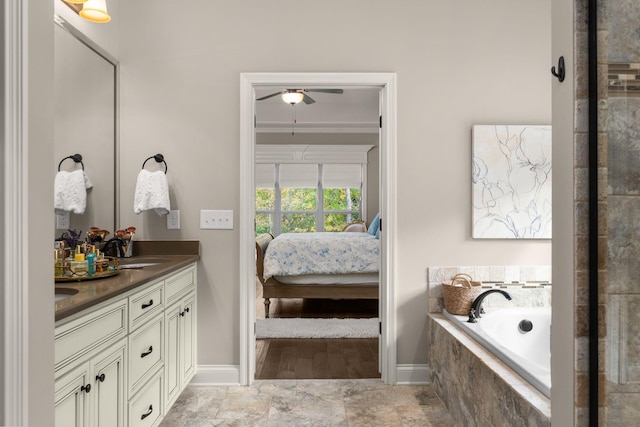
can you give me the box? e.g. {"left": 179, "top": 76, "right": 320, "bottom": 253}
{"left": 54, "top": 253, "right": 198, "bottom": 427}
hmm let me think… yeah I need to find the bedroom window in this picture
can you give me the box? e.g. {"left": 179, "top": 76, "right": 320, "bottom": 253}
{"left": 323, "top": 188, "right": 361, "bottom": 231}
{"left": 255, "top": 162, "right": 364, "bottom": 236}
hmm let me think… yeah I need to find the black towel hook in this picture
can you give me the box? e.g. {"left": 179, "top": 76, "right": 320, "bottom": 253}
{"left": 551, "top": 56, "right": 565, "bottom": 82}
{"left": 57, "top": 153, "right": 84, "bottom": 171}
{"left": 141, "top": 153, "right": 168, "bottom": 174}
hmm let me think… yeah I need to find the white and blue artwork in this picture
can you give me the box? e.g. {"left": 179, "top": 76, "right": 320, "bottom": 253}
{"left": 472, "top": 125, "right": 552, "bottom": 239}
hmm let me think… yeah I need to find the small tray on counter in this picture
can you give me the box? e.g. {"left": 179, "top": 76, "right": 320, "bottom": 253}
{"left": 55, "top": 257, "right": 120, "bottom": 282}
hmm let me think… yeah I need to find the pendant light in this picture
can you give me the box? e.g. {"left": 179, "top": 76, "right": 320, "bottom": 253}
{"left": 79, "top": 0, "right": 111, "bottom": 23}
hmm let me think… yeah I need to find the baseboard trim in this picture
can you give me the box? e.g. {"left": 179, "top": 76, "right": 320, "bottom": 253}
{"left": 190, "top": 365, "right": 241, "bottom": 386}
{"left": 190, "top": 364, "right": 429, "bottom": 386}
{"left": 396, "top": 364, "right": 430, "bottom": 385}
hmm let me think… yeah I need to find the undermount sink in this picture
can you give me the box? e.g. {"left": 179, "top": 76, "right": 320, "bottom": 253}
{"left": 55, "top": 287, "right": 79, "bottom": 301}
{"left": 119, "top": 263, "right": 160, "bottom": 269}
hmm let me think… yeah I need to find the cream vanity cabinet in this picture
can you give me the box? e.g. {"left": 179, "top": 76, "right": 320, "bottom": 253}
{"left": 54, "top": 263, "right": 197, "bottom": 427}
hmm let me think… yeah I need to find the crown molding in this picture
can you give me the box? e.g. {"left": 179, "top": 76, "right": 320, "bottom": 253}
{"left": 256, "top": 121, "right": 379, "bottom": 134}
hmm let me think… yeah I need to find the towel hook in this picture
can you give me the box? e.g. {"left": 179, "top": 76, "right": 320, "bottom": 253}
{"left": 551, "top": 56, "right": 565, "bottom": 82}
{"left": 141, "top": 153, "right": 168, "bottom": 174}
{"left": 57, "top": 153, "right": 84, "bottom": 171}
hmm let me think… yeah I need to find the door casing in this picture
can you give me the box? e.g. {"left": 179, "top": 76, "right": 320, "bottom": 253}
{"left": 238, "top": 72, "right": 398, "bottom": 384}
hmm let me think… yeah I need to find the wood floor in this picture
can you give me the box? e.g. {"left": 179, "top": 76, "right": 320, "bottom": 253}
{"left": 255, "top": 279, "right": 380, "bottom": 380}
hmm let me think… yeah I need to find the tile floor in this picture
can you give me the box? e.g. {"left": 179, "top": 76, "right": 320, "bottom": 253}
{"left": 160, "top": 379, "right": 456, "bottom": 426}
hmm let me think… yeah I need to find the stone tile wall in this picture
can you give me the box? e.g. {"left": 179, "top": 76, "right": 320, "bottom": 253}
{"left": 427, "top": 265, "right": 552, "bottom": 314}
{"left": 602, "top": 0, "right": 640, "bottom": 424}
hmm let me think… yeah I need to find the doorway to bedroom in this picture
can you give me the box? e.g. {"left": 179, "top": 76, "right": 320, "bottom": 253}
{"left": 239, "top": 73, "right": 398, "bottom": 385}
{"left": 253, "top": 138, "right": 381, "bottom": 379}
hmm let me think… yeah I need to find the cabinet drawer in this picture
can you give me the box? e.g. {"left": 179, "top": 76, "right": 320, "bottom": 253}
{"left": 55, "top": 299, "right": 127, "bottom": 369}
{"left": 129, "top": 280, "right": 164, "bottom": 330}
{"left": 129, "top": 314, "right": 163, "bottom": 395}
{"left": 165, "top": 265, "right": 195, "bottom": 304}
{"left": 128, "top": 369, "right": 163, "bottom": 427}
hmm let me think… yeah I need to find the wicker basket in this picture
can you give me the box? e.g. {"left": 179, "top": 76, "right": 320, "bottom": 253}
{"left": 442, "top": 273, "right": 483, "bottom": 315}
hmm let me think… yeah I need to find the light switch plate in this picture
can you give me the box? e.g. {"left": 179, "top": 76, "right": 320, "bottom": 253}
{"left": 167, "top": 210, "right": 180, "bottom": 229}
{"left": 200, "top": 210, "right": 233, "bottom": 229}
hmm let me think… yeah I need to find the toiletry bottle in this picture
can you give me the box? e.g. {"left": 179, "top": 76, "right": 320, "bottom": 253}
{"left": 71, "top": 251, "right": 88, "bottom": 276}
{"left": 86, "top": 252, "right": 96, "bottom": 276}
{"left": 54, "top": 250, "right": 64, "bottom": 277}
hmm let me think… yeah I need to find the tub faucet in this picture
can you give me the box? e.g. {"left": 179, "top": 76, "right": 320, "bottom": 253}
{"left": 467, "top": 289, "right": 512, "bottom": 323}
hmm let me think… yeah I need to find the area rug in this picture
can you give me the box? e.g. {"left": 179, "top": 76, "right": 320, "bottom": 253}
{"left": 256, "top": 317, "right": 379, "bottom": 339}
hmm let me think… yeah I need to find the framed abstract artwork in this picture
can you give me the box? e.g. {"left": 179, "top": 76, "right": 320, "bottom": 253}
{"left": 472, "top": 125, "right": 552, "bottom": 239}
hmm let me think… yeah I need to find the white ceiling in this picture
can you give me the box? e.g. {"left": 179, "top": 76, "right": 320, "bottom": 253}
{"left": 254, "top": 87, "right": 380, "bottom": 134}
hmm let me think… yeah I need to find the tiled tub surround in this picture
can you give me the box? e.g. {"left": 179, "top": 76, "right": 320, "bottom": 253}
{"left": 427, "top": 266, "right": 551, "bottom": 426}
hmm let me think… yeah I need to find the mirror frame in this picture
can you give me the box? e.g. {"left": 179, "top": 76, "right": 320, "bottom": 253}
{"left": 53, "top": 15, "right": 119, "bottom": 233}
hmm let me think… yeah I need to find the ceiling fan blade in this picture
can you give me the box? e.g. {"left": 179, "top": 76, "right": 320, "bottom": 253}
{"left": 256, "top": 91, "right": 284, "bottom": 101}
{"left": 306, "top": 89, "right": 344, "bottom": 94}
{"left": 302, "top": 94, "right": 316, "bottom": 104}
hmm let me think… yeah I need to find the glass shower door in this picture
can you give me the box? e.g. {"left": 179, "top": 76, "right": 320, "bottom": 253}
{"left": 602, "top": 0, "right": 640, "bottom": 423}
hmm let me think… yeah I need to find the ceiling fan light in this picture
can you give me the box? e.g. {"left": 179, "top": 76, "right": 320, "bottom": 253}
{"left": 281, "top": 91, "right": 304, "bottom": 104}
{"left": 79, "top": 0, "right": 111, "bottom": 23}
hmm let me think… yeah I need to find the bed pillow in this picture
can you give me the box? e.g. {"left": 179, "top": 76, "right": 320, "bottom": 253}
{"left": 368, "top": 213, "right": 380, "bottom": 236}
{"left": 375, "top": 228, "right": 380, "bottom": 239}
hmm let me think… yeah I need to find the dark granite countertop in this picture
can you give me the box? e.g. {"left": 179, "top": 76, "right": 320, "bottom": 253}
{"left": 55, "top": 241, "right": 199, "bottom": 322}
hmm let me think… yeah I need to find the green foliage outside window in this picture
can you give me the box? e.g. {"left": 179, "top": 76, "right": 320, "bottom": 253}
{"left": 256, "top": 188, "right": 274, "bottom": 210}
{"left": 255, "top": 213, "right": 272, "bottom": 235}
{"left": 255, "top": 187, "right": 361, "bottom": 235}
{"left": 281, "top": 188, "right": 316, "bottom": 211}
{"left": 282, "top": 213, "right": 316, "bottom": 233}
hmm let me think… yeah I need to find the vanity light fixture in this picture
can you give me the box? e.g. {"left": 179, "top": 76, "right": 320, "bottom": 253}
{"left": 79, "top": 0, "right": 111, "bottom": 23}
{"left": 281, "top": 90, "right": 304, "bottom": 105}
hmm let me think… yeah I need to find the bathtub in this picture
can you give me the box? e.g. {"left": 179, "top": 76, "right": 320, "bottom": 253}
{"left": 443, "top": 306, "right": 551, "bottom": 398}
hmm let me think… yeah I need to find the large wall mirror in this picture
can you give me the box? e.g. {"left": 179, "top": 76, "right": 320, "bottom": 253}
{"left": 54, "top": 16, "right": 118, "bottom": 239}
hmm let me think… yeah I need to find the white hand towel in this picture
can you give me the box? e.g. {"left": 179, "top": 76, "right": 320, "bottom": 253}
{"left": 134, "top": 169, "right": 170, "bottom": 216}
{"left": 54, "top": 169, "right": 92, "bottom": 215}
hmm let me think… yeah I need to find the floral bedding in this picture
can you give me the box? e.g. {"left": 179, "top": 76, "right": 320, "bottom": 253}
{"left": 263, "top": 232, "right": 380, "bottom": 280}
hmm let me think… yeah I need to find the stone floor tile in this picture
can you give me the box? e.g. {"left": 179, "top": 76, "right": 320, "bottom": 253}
{"left": 163, "top": 380, "right": 455, "bottom": 426}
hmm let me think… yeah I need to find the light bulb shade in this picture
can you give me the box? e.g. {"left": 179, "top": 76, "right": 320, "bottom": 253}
{"left": 281, "top": 91, "right": 304, "bottom": 104}
{"left": 79, "top": 0, "right": 111, "bottom": 23}
{"left": 65, "top": 0, "right": 88, "bottom": 3}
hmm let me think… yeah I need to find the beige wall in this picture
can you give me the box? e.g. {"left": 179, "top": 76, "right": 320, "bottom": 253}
{"left": 116, "top": 1, "right": 552, "bottom": 366}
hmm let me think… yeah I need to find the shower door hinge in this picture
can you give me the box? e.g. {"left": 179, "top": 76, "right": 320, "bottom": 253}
{"left": 379, "top": 115, "right": 382, "bottom": 128}
{"left": 379, "top": 321, "right": 382, "bottom": 335}
{"left": 379, "top": 218, "right": 382, "bottom": 232}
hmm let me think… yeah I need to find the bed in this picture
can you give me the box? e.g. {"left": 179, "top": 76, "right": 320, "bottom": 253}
{"left": 255, "top": 232, "right": 379, "bottom": 318}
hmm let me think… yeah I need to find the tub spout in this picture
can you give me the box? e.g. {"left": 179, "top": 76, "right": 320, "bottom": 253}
{"left": 467, "top": 289, "right": 512, "bottom": 323}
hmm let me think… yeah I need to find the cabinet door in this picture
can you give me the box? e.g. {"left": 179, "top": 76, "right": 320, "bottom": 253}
{"left": 164, "top": 302, "right": 182, "bottom": 408}
{"left": 55, "top": 363, "right": 90, "bottom": 427}
{"left": 92, "top": 339, "right": 126, "bottom": 427}
{"left": 180, "top": 294, "right": 196, "bottom": 386}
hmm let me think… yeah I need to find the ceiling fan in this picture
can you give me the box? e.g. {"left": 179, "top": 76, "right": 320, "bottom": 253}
{"left": 256, "top": 88, "right": 344, "bottom": 105}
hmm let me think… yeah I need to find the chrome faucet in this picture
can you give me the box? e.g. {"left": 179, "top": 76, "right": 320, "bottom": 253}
{"left": 467, "top": 289, "right": 512, "bottom": 323}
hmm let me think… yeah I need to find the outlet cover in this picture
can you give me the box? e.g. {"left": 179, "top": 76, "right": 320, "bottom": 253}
{"left": 167, "top": 210, "right": 180, "bottom": 229}
{"left": 56, "top": 211, "right": 70, "bottom": 230}
{"left": 200, "top": 209, "right": 233, "bottom": 230}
